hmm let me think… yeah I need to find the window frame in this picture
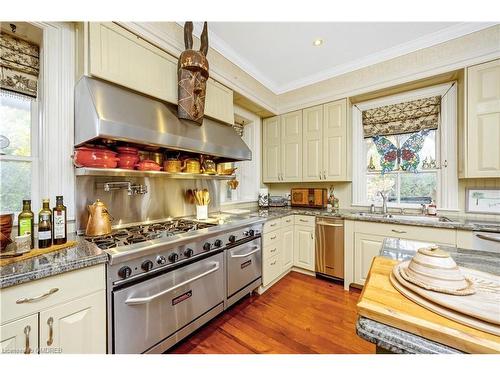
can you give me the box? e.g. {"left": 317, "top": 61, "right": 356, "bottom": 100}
{"left": 352, "top": 82, "right": 458, "bottom": 210}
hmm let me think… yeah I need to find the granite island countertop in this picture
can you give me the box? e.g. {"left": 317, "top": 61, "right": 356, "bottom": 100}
{"left": 355, "top": 237, "right": 500, "bottom": 354}
{"left": 246, "top": 207, "right": 500, "bottom": 232}
{"left": 0, "top": 236, "right": 108, "bottom": 289}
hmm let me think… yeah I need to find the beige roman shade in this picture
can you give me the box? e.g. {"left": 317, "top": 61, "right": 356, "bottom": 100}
{"left": 362, "top": 96, "right": 441, "bottom": 138}
{"left": 0, "top": 32, "right": 40, "bottom": 99}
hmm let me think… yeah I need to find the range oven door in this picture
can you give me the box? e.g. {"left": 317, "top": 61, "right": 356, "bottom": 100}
{"left": 112, "top": 252, "right": 224, "bottom": 354}
{"left": 226, "top": 237, "right": 262, "bottom": 298}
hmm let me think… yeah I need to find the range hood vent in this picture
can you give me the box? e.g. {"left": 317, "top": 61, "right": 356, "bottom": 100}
{"left": 74, "top": 76, "right": 251, "bottom": 161}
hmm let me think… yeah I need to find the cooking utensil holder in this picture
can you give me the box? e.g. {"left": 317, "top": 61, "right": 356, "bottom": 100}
{"left": 196, "top": 205, "right": 208, "bottom": 220}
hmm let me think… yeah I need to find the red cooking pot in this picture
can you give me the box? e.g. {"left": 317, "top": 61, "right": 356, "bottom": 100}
{"left": 116, "top": 146, "right": 139, "bottom": 169}
{"left": 73, "top": 146, "right": 119, "bottom": 168}
{"left": 135, "top": 159, "right": 162, "bottom": 171}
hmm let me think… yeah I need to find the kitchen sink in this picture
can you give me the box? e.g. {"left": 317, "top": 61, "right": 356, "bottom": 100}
{"left": 354, "top": 212, "right": 456, "bottom": 223}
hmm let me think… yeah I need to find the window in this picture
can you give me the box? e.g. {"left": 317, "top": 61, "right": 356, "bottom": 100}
{"left": 365, "top": 130, "right": 438, "bottom": 205}
{"left": 352, "top": 83, "right": 458, "bottom": 210}
{"left": 0, "top": 92, "right": 39, "bottom": 214}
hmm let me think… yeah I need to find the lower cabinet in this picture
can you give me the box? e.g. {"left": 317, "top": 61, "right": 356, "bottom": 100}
{"left": 353, "top": 233, "right": 386, "bottom": 285}
{"left": 38, "top": 291, "right": 106, "bottom": 354}
{"left": 293, "top": 225, "right": 315, "bottom": 271}
{"left": 0, "top": 314, "right": 39, "bottom": 354}
{"left": 281, "top": 225, "right": 294, "bottom": 272}
{"left": 0, "top": 264, "right": 106, "bottom": 354}
{"left": 263, "top": 254, "right": 282, "bottom": 286}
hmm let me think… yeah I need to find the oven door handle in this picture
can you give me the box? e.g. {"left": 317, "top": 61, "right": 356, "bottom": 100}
{"left": 475, "top": 233, "right": 500, "bottom": 243}
{"left": 230, "top": 246, "right": 260, "bottom": 258}
{"left": 124, "top": 262, "right": 220, "bottom": 306}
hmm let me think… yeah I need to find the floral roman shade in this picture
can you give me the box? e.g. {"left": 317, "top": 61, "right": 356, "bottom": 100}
{"left": 0, "top": 32, "right": 40, "bottom": 99}
{"left": 362, "top": 96, "right": 441, "bottom": 138}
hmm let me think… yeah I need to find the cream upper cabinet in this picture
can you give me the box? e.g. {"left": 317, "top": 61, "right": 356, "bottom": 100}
{"left": 293, "top": 225, "right": 315, "bottom": 271}
{"left": 281, "top": 111, "right": 303, "bottom": 182}
{"left": 205, "top": 79, "right": 234, "bottom": 125}
{"left": 0, "top": 314, "right": 38, "bottom": 354}
{"left": 262, "top": 116, "right": 281, "bottom": 183}
{"left": 39, "top": 291, "right": 106, "bottom": 354}
{"left": 323, "top": 99, "right": 349, "bottom": 181}
{"left": 88, "top": 22, "right": 178, "bottom": 104}
{"left": 303, "top": 105, "right": 323, "bottom": 181}
{"left": 465, "top": 59, "right": 500, "bottom": 178}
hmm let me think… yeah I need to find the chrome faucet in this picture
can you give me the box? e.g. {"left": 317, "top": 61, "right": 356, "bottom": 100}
{"left": 379, "top": 191, "right": 388, "bottom": 214}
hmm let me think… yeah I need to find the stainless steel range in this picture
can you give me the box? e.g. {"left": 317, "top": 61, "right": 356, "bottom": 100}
{"left": 91, "top": 217, "right": 263, "bottom": 354}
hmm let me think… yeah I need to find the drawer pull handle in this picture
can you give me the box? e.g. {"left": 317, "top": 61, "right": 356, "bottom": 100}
{"left": 16, "top": 287, "right": 59, "bottom": 304}
{"left": 286, "top": 219, "right": 291, "bottom": 223}
{"left": 46, "top": 317, "right": 54, "bottom": 346}
{"left": 299, "top": 219, "right": 309, "bottom": 222}
{"left": 270, "top": 223, "right": 277, "bottom": 227}
{"left": 24, "top": 325, "right": 31, "bottom": 354}
{"left": 391, "top": 229, "right": 407, "bottom": 234}
{"left": 230, "top": 246, "right": 260, "bottom": 258}
{"left": 270, "top": 261, "right": 276, "bottom": 265}
{"left": 270, "top": 248, "right": 277, "bottom": 253}
{"left": 476, "top": 234, "right": 500, "bottom": 243}
{"left": 270, "top": 235, "right": 277, "bottom": 240}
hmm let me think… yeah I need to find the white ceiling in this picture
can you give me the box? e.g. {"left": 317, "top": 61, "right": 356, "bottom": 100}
{"left": 192, "top": 22, "right": 495, "bottom": 94}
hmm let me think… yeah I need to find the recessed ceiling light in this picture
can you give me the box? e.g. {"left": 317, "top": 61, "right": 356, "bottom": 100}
{"left": 313, "top": 39, "right": 324, "bottom": 46}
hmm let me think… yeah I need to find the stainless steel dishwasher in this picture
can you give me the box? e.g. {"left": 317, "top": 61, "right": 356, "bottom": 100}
{"left": 315, "top": 217, "right": 344, "bottom": 280}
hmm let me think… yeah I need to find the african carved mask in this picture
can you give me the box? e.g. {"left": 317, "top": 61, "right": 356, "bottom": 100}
{"left": 177, "top": 22, "right": 209, "bottom": 124}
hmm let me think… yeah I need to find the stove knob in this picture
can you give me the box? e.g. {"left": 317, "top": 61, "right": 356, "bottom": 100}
{"left": 184, "top": 248, "right": 194, "bottom": 257}
{"left": 168, "top": 253, "right": 179, "bottom": 262}
{"left": 203, "top": 242, "right": 211, "bottom": 251}
{"left": 156, "top": 255, "right": 167, "bottom": 265}
{"left": 214, "top": 239, "right": 222, "bottom": 248}
{"left": 228, "top": 235, "right": 236, "bottom": 243}
{"left": 248, "top": 229, "right": 255, "bottom": 237}
{"left": 141, "top": 260, "right": 153, "bottom": 272}
{"left": 118, "top": 266, "right": 132, "bottom": 279}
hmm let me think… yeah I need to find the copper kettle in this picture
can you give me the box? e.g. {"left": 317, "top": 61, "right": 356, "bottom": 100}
{"left": 85, "top": 199, "right": 113, "bottom": 236}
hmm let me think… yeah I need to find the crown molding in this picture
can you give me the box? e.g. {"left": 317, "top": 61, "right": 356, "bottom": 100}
{"left": 186, "top": 22, "right": 497, "bottom": 95}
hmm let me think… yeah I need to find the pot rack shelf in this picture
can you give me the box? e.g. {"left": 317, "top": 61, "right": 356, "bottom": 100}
{"left": 74, "top": 167, "right": 236, "bottom": 180}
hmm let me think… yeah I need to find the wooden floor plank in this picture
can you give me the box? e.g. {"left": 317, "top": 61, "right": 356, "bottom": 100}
{"left": 169, "top": 272, "right": 375, "bottom": 354}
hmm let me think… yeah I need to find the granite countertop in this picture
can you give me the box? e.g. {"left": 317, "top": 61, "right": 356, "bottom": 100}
{"left": 356, "top": 237, "right": 500, "bottom": 354}
{"left": 250, "top": 207, "right": 500, "bottom": 232}
{"left": 0, "top": 236, "right": 108, "bottom": 289}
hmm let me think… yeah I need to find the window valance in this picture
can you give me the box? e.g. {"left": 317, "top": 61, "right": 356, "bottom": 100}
{"left": 362, "top": 96, "right": 441, "bottom": 138}
{"left": 0, "top": 32, "right": 40, "bottom": 99}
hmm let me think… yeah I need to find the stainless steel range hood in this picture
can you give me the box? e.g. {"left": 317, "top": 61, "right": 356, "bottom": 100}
{"left": 74, "top": 76, "right": 251, "bottom": 161}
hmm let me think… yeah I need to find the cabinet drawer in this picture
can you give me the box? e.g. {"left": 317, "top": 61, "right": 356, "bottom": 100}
{"left": 262, "top": 254, "right": 282, "bottom": 286}
{"left": 294, "top": 215, "right": 315, "bottom": 227}
{"left": 263, "top": 218, "right": 281, "bottom": 233}
{"left": 263, "top": 242, "right": 281, "bottom": 261}
{"left": 1, "top": 264, "right": 105, "bottom": 325}
{"left": 263, "top": 230, "right": 281, "bottom": 249}
{"left": 354, "top": 221, "right": 456, "bottom": 245}
{"left": 281, "top": 215, "right": 294, "bottom": 227}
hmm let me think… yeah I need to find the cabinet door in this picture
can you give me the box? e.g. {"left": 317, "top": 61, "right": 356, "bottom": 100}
{"left": 323, "top": 99, "right": 348, "bottom": 181}
{"left": 263, "top": 254, "right": 282, "bottom": 287}
{"left": 281, "top": 111, "right": 303, "bottom": 182}
{"left": 293, "top": 225, "right": 315, "bottom": 271}
{"left": 39, "top": 291, "right": 106, "bottom": 354}
{"left": 0, "top": 314, "right": 38, "bottom": 354}
{"left": 89, "top": 22, "right": 178, "bottom": 104}
{"left": 354, "top": 233, "right": 385, "bottom": 285}
{"left": 467, "top": 59, "right": 500, "bottom": 177}
{"left": 262, "top": 116, "right": 281, "bottom": 182}
{"left": 281, "top": 226, "right": 294, "bottom": 272}
{"left": 205, "top": 78, "right": 234, "bottom": 125}
{"left": 303, "top": 105, "right": 323, "bottom": 181}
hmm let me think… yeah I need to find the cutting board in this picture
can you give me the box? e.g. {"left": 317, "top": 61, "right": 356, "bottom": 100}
{"left": 0, "top": 241, "right": 77, "bottom": 267}
{"left": 357, "top": 256, "right": 500, "bottom": 353}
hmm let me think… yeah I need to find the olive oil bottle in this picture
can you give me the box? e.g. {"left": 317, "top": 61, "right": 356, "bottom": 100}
{"left": 18, "top": 199, "right": 35, "bottom": 249}
{"left": 52, "top": 196, "right": 67, "bottom": 245}
{"left": 38, "top": 199, "right": 52, "bottom": 249}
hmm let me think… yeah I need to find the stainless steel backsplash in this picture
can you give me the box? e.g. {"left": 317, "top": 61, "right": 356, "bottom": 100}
{"left": 75, "top": 176, "right": 221, "bottom": 232}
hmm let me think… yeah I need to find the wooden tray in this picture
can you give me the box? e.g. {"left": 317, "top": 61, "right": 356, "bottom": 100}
{"left": 0, "top": 240, "right": 77, "bottom": 267}
{"left": 357, "top": 256, "right": 500, "bottom": 353}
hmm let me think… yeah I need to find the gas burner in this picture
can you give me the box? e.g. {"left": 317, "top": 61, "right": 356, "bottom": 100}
{"left": 91, "top": 239, "right": 117, "bottom": 249}
{"left": 114, "top": 230, "right": 130, "bottom": 238}
{"left": 126, "top": 236, "right": 147, "bottom": 245}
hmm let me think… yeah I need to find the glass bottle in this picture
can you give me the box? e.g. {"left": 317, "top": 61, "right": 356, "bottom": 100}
{"left": 18, "top": 199, "right": 35, "bottom": 249}
{"left": 52, "top": 196, "right": 67, "bottom": 245}
{"left": 38, "top": 199, "right": 52, "bottom": 248}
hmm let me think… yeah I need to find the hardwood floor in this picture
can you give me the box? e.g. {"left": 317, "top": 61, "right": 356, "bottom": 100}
{"left": 169, "top": 271, "right": 375, "bottom": 354}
